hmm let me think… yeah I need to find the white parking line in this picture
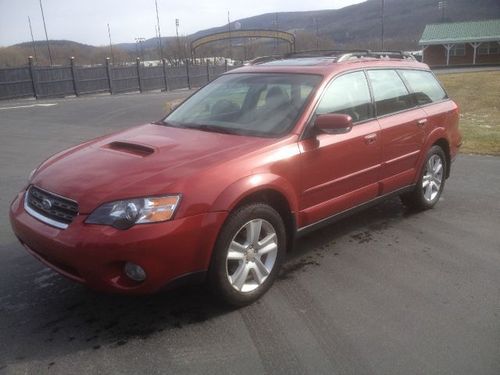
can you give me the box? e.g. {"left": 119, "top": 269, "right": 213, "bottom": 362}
{"left": 0, "top": 103, "right": 58, "bottom": 110}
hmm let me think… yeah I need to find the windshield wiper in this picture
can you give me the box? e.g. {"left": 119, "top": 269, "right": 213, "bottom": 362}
{"left": 152, "top": 120, "right": 172, "bottom": 126}
{"left": 185, "top": 124, "right": 243, "bottom": 135}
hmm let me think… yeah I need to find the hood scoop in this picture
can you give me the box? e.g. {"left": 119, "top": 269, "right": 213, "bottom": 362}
{"left": 104, "top": 141, "right": 155, "bottom": 157}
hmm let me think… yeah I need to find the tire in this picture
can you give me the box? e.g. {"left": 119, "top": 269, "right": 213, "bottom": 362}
{"left": 208, "top": 203, "right": 286, "bottom": 306}
{"left": 401, "top": 145, "right": 447, "bottom": 210}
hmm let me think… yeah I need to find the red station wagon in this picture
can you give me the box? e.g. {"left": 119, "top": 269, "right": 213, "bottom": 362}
{"left": 10, "top": 51, "right": 462, "bottom": 305}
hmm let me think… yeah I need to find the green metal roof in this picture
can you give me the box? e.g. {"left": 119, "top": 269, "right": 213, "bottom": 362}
{"left": 419, "top": 19, "right": 500, "bottom": 45}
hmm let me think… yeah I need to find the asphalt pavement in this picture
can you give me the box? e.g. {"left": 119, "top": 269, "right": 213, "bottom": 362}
{"left": 0, "top": 91, "right": 499, "bottom": 375}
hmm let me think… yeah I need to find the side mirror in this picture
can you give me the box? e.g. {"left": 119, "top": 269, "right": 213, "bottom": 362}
{"left": 314, "top": 113, "right": 353, "bottom": 134}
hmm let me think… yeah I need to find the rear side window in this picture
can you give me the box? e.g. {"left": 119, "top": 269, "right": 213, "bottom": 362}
{"left": 316, "top": 71, "right": 372, "bottom": 123}
{"left": 399, "top": 70, "right": 447, "bottom": 105}
{"left": 367, "top": 70, "right": 415, "bottom": 117}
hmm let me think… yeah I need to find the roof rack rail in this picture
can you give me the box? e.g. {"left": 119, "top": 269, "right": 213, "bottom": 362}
{"left": 337, "top": 50, "right": 416, "bottom": 62}
{"left": 283, "top": 49, "right": 371, "bottom": 58}
{"left": 248, "top": 49, "right": 416, "bottom": 65}
{"left": 247, "top": 55, "right": 283, "bottom": 65}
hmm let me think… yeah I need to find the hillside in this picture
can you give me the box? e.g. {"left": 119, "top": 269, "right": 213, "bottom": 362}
{"left": 117, "top": 0, "right": 500, "bottom": 57}
{"left": 1, "top": 0, "right": 499, "bottom": 67}
{"left": 188, "top": 0, "right": 500, "bottom": 49}
{"left": 0, "top": 40, "right": 131, "bottom": 67}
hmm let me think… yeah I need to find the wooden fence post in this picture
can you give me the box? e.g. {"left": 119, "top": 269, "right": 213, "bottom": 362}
{"left": 28, "top": 56, "right": 39, "bottom": 99}
{"left": 162, "top": 58, "right": 169, "bottom": 92}
{"left": 136, "top": 57, "right": 143, "bottom": 92}
{"left": 70, "top": 57, "right": 79, "bottom": 96}
{"left": 185, "top": 59, "right": 191, "bottom": 90}
{"left": 105, "top": 57, "right": 113, "bottom": 94}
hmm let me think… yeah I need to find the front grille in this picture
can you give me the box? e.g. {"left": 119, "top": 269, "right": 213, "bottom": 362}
{"left": 26, "top": 186, "right": 79, "bottom": 227}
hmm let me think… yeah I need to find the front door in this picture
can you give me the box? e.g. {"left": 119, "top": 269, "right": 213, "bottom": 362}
{"left": 298, "top": 71, "right": 382, "bottom": 228}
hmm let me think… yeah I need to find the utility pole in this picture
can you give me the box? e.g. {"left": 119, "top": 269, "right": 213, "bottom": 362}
{"left": 227, "top": 11, "right": 232, "bottom": 61}
{"left": 155, "top": 25, "right": 162, "bottom": 62}
{"left": 107, "top": 23, "right": 115, "bottom": 65}
{"left": 438, "top": 1, "right": 447, "bottom": 22}
{"left": 28, "top": 16, "right": 38, "bottom": 64}
{"left": 175, "top": 19, "right": 182, "bottom": 61}
{"left": 314, "top": 18, "right": 320, "bottom": 50}
{"left": 38, "top": 0, "right": 53, "bottom": 66}
{"left": 381, "top": 0, "right": 385, "bottom": 50}
{"left": 273, "top": 13, "right": 279, "bottom": 54}
{"left": 135, "top": 37, "right": 145, "bottom": 61}
{"left": 155, "top": 0, "right": 164, "bottom": 59}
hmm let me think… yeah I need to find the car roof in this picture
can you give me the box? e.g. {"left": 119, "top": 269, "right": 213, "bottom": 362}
{"left": 227, "top": 51, "right": 430, "bottom": 77}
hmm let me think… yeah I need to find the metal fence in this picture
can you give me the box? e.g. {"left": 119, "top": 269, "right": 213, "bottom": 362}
{"left": 0, "top": 57, "right": 230, "bottom": 101}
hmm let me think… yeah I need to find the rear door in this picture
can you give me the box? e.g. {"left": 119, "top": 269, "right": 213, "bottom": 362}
{"left": 367, "top": 69, "right": 428, "bottom": 194}
{"left": 398, "top": 69, "right": 451, "bottom": 152}
{"left": 298, "top": 71, "right": 382, "bottom": 227}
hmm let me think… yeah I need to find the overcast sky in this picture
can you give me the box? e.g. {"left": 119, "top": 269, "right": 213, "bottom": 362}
{"left": 0, "top": 0, "right": 366, "bottom": 47}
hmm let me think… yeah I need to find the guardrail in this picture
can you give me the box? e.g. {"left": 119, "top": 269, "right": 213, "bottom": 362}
{"left": 0, "top": 57, "right": 230, "bottom": 100}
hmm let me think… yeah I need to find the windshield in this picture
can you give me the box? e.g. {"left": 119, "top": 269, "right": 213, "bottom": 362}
{"left": 162, "top": 73, "right": 322, "bottom": 137}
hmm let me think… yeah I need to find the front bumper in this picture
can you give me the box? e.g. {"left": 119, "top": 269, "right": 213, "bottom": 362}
{"left": 9, "top": 191, "right": 227, "bottom": 294}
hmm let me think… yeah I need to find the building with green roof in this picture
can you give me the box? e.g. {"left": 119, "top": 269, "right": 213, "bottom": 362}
{"left": 418, "top": 19, "right": 500, "bottom": 66}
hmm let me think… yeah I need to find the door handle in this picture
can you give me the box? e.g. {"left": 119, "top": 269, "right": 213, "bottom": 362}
{"left": 364, "top": 133, "right": 377, "bottom": 144}
{"left": 417, "top": 118, "right": 428, "bottom": 127}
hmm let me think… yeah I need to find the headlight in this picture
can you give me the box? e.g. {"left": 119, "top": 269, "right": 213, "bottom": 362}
{"left": 86, "top": 195, "right": 181, "bottom": 229}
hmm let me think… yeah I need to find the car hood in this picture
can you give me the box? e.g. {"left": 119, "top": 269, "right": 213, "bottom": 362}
{"left": 31, "top": 123, "right": 275, "bottom": 213}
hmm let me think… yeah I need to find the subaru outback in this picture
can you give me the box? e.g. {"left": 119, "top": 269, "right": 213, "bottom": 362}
{"left": 10, "top": 51, "right": 461, "bottom": 306}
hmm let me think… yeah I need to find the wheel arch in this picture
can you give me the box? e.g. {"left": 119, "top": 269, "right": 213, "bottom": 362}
{"left": 418, "top": 127, "right": 451, "bottom": 181}
{"left": 433, "top": 138, "right": 451, "bottom": 179}
{"left": 211, "top": 174, "right": 299, "bottom": 251}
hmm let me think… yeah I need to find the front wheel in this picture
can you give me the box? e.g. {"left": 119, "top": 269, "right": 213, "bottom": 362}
{"left": 401, "top": 145, "right": 447, "bottom": 210}
{"left": 208, "top": 203, "right": 286, "bottom": 306}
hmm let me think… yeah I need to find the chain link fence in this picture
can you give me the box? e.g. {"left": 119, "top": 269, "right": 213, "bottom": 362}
{"left": 0, "top": 58, "right": 230, "bottom": 100}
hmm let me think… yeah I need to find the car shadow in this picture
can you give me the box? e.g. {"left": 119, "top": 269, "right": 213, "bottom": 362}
{"left": 0, "top": 195, "right": 418, "bottom": 370}
{"left": 280, "top": 196, "right": 419, "bottom": 279}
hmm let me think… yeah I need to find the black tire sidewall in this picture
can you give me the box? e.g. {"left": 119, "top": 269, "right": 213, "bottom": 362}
{"left": 208, "top": 203, "right": 286, "bottom": 306}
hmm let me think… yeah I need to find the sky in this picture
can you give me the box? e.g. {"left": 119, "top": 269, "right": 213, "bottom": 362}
{"left": 0, "top": 0, "right": 366, "bottom": 47}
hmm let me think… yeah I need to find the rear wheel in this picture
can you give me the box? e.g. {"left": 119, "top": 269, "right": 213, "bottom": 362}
{"left": 401, "top": 145, "right": 446, "bottom": 210}
{"left": 208, "top": 203, "right": 286, "bottom": 306}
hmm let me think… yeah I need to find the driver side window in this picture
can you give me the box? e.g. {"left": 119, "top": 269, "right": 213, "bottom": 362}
{"left": 316, "top": 71, "right": 372, "bottom": 123}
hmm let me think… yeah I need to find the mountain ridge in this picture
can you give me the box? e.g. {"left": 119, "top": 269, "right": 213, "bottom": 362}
{"left": 2, "top": 0, "right": 499, "bottom": 66}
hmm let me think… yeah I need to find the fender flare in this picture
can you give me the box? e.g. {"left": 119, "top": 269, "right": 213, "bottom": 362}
{"left": 210, "top": 173, "right": 300, "bottom": 217}
{"left": 414, "top": 126, "right": 450, "bottom": 182}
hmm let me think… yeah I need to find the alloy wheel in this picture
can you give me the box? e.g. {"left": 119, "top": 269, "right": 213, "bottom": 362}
{"left": 422, "top": 154, "right": 444, "bottom": 202}
{"left": 226, "top": 219, "right": 278, "bottom": 293}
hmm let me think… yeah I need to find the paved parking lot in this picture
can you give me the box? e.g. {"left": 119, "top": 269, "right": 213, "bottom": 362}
{"left": 0, "top": 92, "right": 499, "bottom": 374}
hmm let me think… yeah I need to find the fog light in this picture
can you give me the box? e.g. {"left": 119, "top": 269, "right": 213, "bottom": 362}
{"left": 124, "top": 262, "right": 146, "bottom": 282}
